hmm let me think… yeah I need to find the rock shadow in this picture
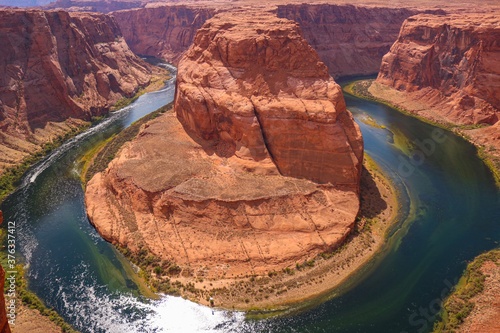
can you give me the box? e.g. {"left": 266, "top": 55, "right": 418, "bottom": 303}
{"left": 359, "top": 165, "right": 387, "bottom": 219}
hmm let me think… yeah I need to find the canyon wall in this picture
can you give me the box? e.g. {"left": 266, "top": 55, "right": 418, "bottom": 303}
{"left": 0, "top": 9, "right": 155, "bottom": 173}
{"left": 86, "top": 10, "right": 362, "bottom": 282}
{"left": 376, "top": 14, "right": 500, "bottom": 125}
{"left": 111, "top": 4, "right": 440, "bottom": 77}
{"left": 276, "top": 4, "right": 426, "bottom": 77}
{"left": 175, "top": 9, "right": 363, "bottom": 187}
{"left": 112, "top": 6, "right": 215, "bottom": 63}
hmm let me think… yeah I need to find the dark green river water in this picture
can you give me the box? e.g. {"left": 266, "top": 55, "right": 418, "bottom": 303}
{"left": 1, "top": 74, "right": 499, "bottom": 333}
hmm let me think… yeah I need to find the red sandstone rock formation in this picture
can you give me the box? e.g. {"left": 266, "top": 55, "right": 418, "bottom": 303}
{"left": 175, "top": 10, "right": 363, "bottom": 187}
{"left": 111, "top": 3, "right": 438, "bottom": 77}
{"left": 276, "top": 4, "right": 427, "bottom": 78}
{"left": 377, "top": 14, "right": 500, "bottom": 125}
{"left": 0, "top": 9, "right": 155, "bottom": 173}
{"left": 112, "top": 5, "right": 215, "bottom": 63}
{"left": 86, "top": 10, "right": 362, "bottom": 280}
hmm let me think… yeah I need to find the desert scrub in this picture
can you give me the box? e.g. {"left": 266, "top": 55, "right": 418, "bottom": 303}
{"left": 433, "top": 249, "right": 500, "bottom": 332}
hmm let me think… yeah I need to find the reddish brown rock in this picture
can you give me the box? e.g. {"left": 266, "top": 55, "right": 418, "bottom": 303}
{"left": 86, "top": 10, "right": 362, "bottom": 283}
{"left": 276, "top": 4, "right": 430, "bottom": 78}
{"left": 112, "top": 5, "right": 215, "bottom": 63}
{"left": 175, "top": 10, "right": 363, "bottom": 188}
{"left": 377, "top": 14, "right": 500, "bottom": 126}
{"left": 0, "top": 9, "right": 156, "bottom": 174}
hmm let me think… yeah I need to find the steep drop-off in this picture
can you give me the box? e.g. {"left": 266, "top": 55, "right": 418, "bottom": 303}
{"left": 377, "top": 14, "right": 500, "bottom": 125}
{"left": 86, "top": 10, "right": 363, "bottom": 285}
{"left": 0, "top": 9, "right": 156, "bottom": 173}
{"left": 112, "top": 5, "right": 215, "bottom": 63}
{"left": 276, "top": 4, "right": 426, "bottom": 78}
{"left": 111, "top": 3, "right": 439, "bottom": 77}
{"left": 371, "top": 13, "right": 500, "bottom": 173}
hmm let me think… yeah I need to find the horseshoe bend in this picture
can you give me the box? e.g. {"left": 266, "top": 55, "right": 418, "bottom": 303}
{"left": 83, "top": 10, "right": 381, "bottom": 309}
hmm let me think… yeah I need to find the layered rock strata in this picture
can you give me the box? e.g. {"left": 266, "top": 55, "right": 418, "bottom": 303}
{"left": 86, "top": 11, "right": 363, "bottom": 279}
{"left": 376, "top": 14, "right": 500, "bottom": 126}
{"left": 112, "top": 6, "right": 215, "bottom": 63}
{"left": 111, "top": 4, "right": 439, "bottom": 77}
{"left": 276, "top": 4, "right": 425, "bottom": 77}
{"left": 0, "top": 9, "right": 155, "bottom": 173}
{"left": 372, "top": 14, "right": 500, "bottom": 171}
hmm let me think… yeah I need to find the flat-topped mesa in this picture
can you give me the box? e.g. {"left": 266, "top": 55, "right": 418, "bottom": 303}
{"left": 175, "top": 11, "right": 363, "bottom": 189}
{"left": 377, "top": 14, "right": 500, "bottom": 125}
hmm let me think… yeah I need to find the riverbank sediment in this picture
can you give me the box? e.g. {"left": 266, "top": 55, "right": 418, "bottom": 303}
{"left": 433, "top": 249, "right": 500, "bottom": 333}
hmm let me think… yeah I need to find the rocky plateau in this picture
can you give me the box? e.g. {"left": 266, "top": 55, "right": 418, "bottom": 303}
{"left": 85, "top": 10, "right": 363, "bottom": 280}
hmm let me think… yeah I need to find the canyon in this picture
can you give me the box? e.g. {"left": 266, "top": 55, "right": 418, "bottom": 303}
{"left": 370, "top": 13, "right": 500, "bottom": 174}
{"left": 0, "top": 9, "right": 160, "bottom": 174}
{"left": 85, "top": 10, "right": 364, "bottom": 303}
{"left": 109, "top": 3, "right": 438, "bottom": 77}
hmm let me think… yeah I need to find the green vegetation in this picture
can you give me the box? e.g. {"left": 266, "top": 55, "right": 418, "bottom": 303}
{"left": 433, "top": 249, "right": 500, "bottom": 332}
{"left": 0, "top": 124, "right": 90, "bottom": 204}
{"left": 0, "top": 229, "right": 78, "bottom": 332}
{"left": 116, "top": 244, "right": 186, "bottom": 296}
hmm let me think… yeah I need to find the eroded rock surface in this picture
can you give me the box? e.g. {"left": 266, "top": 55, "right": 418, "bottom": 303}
{"left": 0, "top": 9, "right": 155, "bottom": 173}
{"left": 86, "top": 11, "right": 363, "bottom": 279}
{"left": 377, "top": 14, "right": 500, "bottom": 126}
{"left": 112, "top": 6, "right": 215, "bottom": 63}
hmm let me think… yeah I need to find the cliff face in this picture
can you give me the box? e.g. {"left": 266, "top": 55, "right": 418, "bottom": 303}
{"left": 111, "top": 3, "right": 431, "bottom": 77}
{"left": 0, "top": 9, "right": 154, "bottom": 173}
{"left": 175, "top": 10, "right": 363, "bottom": 187}
{"left": 276, "top": 4, "right": 426, "bottom": 77}
{"left": 112, "top": 6, "right": 215, "bottom": 63}
{"left": 377, "top": 14, "right": 500, "bottom": 125}
{"left": 86, "top": 11, "right": 362, "bottom": 281}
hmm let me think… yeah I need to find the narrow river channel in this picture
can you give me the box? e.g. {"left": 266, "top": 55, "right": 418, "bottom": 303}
{"left": 1, "top": 71, "right": 499, "bottom": 333}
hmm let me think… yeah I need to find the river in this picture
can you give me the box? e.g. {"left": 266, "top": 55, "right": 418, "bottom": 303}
{"left": 1, "top": 72, "right": 499, "bottom": 333}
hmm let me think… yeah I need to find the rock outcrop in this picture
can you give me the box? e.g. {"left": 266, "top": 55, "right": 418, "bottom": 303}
{"left": 86, "top": 10, "right": 363, "bottom": 280}
{"left": 112, "top": 5, "right": 215, "bottom": 63}
{"left": 175, "top": 9, "right": 363, "bottom": 187}
{"left": 276, "top": 4, "right": 425, "bottom": 78}
{"left": 110, "top": 3, "right": 440, "bottom": 77}
{"left": 0, "top": 9, "right": 156, "bottom": 173}
{"left": 376, "top": 14, "right": 500, "bottom": 125}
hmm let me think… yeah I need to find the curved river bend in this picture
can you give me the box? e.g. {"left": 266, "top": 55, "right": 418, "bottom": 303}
{"left": 1, "top": 72, "right": 499, "bottom": 332}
